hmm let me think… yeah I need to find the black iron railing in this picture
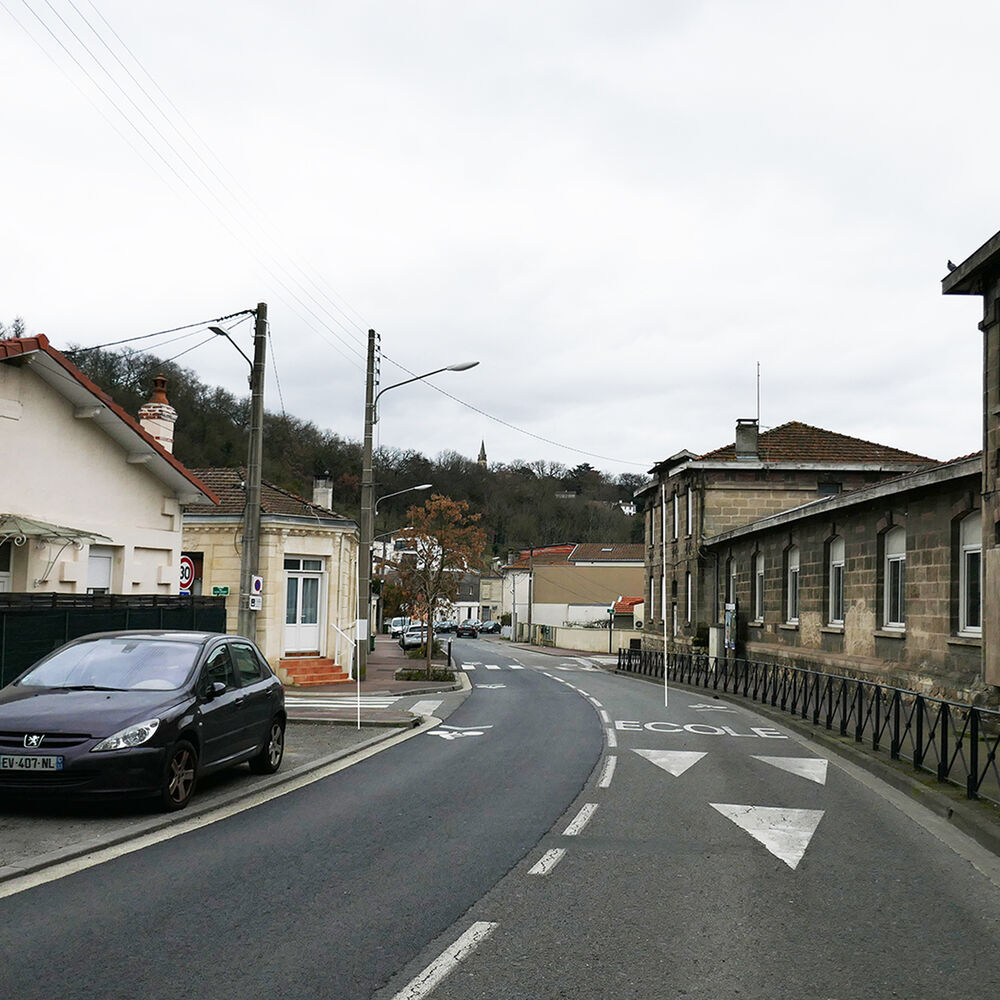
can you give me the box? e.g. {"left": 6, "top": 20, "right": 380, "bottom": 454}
{"left": 616, "top": 647, "right": 1000, "bottom": 806}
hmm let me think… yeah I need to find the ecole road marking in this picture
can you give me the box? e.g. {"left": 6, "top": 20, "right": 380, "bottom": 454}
{"left": 563, "top": 802, "right": 598, "bottom": 836}
{"left": 615, "top": 720, "right": 788, "bottom": 739}
{"left": 392, "top": 921, "right": 499, "bottom": 1000}
{"left": 598, "top": 755, "right": 617, "bottom": 788}
{"left": 528, "top": 848, "right": 566, "bottom": 876}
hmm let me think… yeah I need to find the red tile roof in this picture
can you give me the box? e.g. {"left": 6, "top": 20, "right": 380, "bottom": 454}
{"left": 184, "top": 468, "right": 354, "bottom": 520}
{"left": 613, "top": 596, "right": 643, "bottom": 613}
{"left": 505, "top": 544, "right": 577, "bottom": 570}
{"left": 0, "top": 336, "right": 218, "bottom": 503}
{"left": 697, "top": 421, "right": 933, "bottom": 465}
{"left": 569, "top": 543, "right": 645, "bottom": 562}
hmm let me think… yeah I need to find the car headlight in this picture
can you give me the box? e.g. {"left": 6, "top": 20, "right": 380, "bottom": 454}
{"left": 91, "top": 718, "right": 160, "bottom": 752}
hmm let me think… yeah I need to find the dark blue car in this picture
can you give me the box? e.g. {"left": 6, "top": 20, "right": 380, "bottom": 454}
{"left": 0, "top": 631, "right": 285, "bottom": 811}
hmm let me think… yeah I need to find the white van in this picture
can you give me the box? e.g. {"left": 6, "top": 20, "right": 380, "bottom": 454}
{"left": 389, "top": 616, "right": 410, "bottom": 637}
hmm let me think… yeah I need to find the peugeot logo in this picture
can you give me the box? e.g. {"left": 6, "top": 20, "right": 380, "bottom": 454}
{"left": 23, "top": 734, "right": 44, "bottom": 749}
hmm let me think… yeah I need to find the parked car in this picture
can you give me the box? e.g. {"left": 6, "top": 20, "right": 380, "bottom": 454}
{"left": 479, "top": 621, "right": 501, "bottom": 634}
{"left": 433, "top": 621, "right": 456, "bottom": 634}
{"left": 455, "top": 622, "right": 478, "bottom": 638}
{"left": 399, "top": 624, "right": 429, "bottom": 650}
{"left": 0, "top": 630, "right": 285, "bottom": 812}
{"left": 389, "top": 616, "right": 410, "bottom": 637}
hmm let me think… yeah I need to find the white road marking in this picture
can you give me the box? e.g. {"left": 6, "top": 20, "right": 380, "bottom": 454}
{"left": 410, "top": 700, "right": 443, "bottom": 717}
{"left": 753, "top": 756, "right": 829, "bottom": 785}
{"left": 633, "top": 749, "right": 707, "bottom": 777}
{"left": 557, "top": 665, "right": 574, "bottom": 671}
{"left": 606, "top": 727, "right": 617, "bottom": 747}
{"left": 485, "top": 664, "right": 501, "bottom": 670}
{"left": 563, "top": 802, "right": 598, "bottom": 836}
{"left": 476, "top": 684, "right": 506, "bottom": 689}
{"left": 462, "top": 663, "right": 477, "bottom": 670}
{"left": 285, "top": 695, "right": 399, "bottom": 708}
{"left": 508, "top": 664, "right": 524, "bottom": 669}
{"left": 392, "top": 921, "right": 499, "bottom": 1000}
{"left": 710, "top": 803, "right": 825, "bottom": 870}
{"left": 598, "top": 755, "right": 617, "bottom": 788}
{"left": 615, "top": 720, "right": 787, "bottom": 739}
{"left": 589, "top": 697, "right": 604, "bottom": 708}
{"left": 528, "top": 848, "right": 566, "bottom": 876}
{"left": 599, "top": 709, "right": 610, "bottom": 724}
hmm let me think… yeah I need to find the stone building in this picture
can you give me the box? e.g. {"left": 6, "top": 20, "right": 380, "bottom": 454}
{"left": 636, "top": 420, "right": 932, "bottom": 651}
{"left": 701, "top": 454, "right": 983, "bottom": 702}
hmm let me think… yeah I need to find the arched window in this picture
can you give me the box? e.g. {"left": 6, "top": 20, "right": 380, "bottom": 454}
{"left": 883, "top": 526, "right": 906, "bottom": 629}
{"left": 752, "top": 552, "right": 765, "bottom": 622}
{"left": 828, "top": 536, "right": 845, "bottom": 625}
{"left": 960, "top": 511, "right": 981, "bottom": 634}
{"left": 786, "top": 546, "right": 800, "bottom": 624}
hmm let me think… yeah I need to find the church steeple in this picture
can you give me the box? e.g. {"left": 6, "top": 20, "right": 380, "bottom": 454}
{"left": 477, "top": 440, "right": 487, "bottom": 468}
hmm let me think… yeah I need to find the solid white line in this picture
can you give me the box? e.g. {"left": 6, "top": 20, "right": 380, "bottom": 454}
{"left": 599, "top": 709, "right": 610, "bottom": 724}
{"left": 563, "top": 802, "right": 598, "bottom": 836}
{"left": 598, "top": 755, "right": 617, "bottom": 788}
{"left": 528, "top": 848, "right": 566, "bottom": 876}
{"left": 392, "top": 921, "right": 499, "bottom": 1000}
{"left": 606, "top": 727, "right": 618, "bottom": 748}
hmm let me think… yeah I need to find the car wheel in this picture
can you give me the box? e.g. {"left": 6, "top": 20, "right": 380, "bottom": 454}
{"left": 249, "top": 718, "right": 285, "bottom": 774}
{"left": 161, "top": 739, "right": 197, "bottom": 812}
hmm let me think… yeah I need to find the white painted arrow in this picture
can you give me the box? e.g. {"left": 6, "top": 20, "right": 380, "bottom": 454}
{"left": 710, "top": 803, "right": 825, "bottom": 870}
{"left": 633, "top": 749, "right": 707, "bottom": 777}
{"left": 752, "top": 755, "right": 828, "bottom": 785}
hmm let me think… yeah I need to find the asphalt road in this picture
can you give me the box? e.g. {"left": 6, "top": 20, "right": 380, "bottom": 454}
{"left": 0, "top": 639, "right": 602, "bottom": 1000}
{"left": 4, "top": 640, "right": 1000, "bottom": 1000}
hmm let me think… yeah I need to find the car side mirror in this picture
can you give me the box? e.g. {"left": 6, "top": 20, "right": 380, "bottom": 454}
{"left": 203, "top": 680, "right": 227, "bottom": 700}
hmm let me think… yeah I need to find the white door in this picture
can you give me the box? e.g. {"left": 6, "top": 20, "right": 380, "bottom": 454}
{"left": 284, "top": 557, "right": 324, "bottom": 654}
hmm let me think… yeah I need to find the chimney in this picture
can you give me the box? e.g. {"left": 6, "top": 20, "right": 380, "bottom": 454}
{"left": 734, "top": 418, "right": 759, "bottom": 460}
{"left": 312, "top": 472, "right": 333, "bottom": 509}
{"left": 137, "top": 374, "right": 178, "bottom": 454}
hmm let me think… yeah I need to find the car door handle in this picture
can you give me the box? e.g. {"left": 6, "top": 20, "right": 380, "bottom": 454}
{"left": 234, "top": 696, "right": 246, "bottom": 705}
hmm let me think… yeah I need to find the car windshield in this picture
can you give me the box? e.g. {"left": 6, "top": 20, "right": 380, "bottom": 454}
{"left": 18, "top": 638, "right": 202, "bottom": 691}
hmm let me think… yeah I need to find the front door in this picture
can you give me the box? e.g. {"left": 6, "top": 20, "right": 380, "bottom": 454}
{"left": 284, "top": 557, "right": 323, "bottom": 655}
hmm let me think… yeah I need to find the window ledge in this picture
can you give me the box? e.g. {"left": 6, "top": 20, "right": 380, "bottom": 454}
{"left": 778, "top": 623, "right": 798, "bottom": 631}
{"left": 747, "top": 620, "right": 765, "bottom": 629}
{"left": 874, "top": 629, "right": 906, "bottom": 640}
{"left": 821, "top": 625, "right": 844, "bottom": 634}
{"left": 949, "top": 634, "right": 983, "bottom": 647}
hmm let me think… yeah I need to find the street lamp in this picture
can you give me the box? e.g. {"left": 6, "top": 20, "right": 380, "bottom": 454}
{"left": 357, "top": 329, "right": 478, "bottom": 679}
{"left": 374, "top": 483, "right": 432, "bottom": 517}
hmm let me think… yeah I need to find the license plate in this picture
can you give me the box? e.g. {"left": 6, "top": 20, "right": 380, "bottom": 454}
{"left": 0, "top": 755, "right": 65, "bottom": 771}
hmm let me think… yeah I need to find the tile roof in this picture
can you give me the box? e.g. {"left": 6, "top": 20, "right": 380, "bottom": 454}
{"left": 613, "top": 596, "right": 643, "bottom": 613}
{"left": 505, "top": 544, "right": 577, "bottom": 570}
{"left": 184, "top": 468, "right": 354, "bottom": 521}
{"left": 569, "top": 543, "right": 645, "bottom": 562}
{"left": 0, "top": 336, "right": 217, "bottom": 503}
{"left": 696, "top": 421, "right": 933, "bottom": 465}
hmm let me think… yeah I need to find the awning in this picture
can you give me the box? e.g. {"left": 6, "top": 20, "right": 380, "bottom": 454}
{"left": 0, "top": 514, "right": 112, "bottom": 546}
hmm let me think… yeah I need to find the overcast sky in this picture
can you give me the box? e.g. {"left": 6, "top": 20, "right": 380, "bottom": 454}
{"left": 1, "top": 1, "right": 996, "bottom": 476}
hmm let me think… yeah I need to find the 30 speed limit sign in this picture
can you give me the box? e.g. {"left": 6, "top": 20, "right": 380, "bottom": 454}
{"left": 179, "top": 555, "right": 195, "bottom": 593}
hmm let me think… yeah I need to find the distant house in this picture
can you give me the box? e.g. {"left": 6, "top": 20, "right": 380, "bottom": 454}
{"left": 0, "top": 336, "right": 217, "bottom": 595}
{"left": 182, "top": 471, "right": 358, "bottom": 685}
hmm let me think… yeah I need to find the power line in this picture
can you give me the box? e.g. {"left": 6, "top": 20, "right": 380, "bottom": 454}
{"left": 64, "top": 309, "right": 254, "bottom": 354}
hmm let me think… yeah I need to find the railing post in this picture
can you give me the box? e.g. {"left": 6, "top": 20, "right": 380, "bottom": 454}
{"left": 890, "top": 691, "right": 901, "bottom": 760}
{"left": 839, "top": 682, "right": 848, "bottom": 736}
{"left": 937, "top": 706, "right": 949, "bottom": 782}
{"left": 872, "top": 687, "right": 881, "bottom": 752}
{"left": 914, "top": 696, "right": 925, "bottom": 770}
{"left": 967, "top": 709, "right": 980, "bottom": 799}
{"left": 854, "top": 684, "right": 864, "bottom": 743}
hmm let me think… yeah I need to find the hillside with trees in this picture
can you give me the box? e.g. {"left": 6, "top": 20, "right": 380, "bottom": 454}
{"left": 66, "top": 344, "right": 647, "bottom": 557}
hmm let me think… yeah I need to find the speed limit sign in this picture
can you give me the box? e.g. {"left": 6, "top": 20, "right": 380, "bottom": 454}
{"left": 179, "top": 555, "right": 195, "bottom": 593}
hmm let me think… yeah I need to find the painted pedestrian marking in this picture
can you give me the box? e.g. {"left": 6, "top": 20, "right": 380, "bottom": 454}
{"left": 753, "top": 756, "right": 828, "bottom": 785}
{"left": 615, "top": 720, "right": 787, "bottom": 739}
{"left": 462, "top": 663, "right": 477, "bottom": 670}
{"left": 485, "top": 664, "right": 501, "bottom": 670}
{"left": 410, "top": 700, "right": 442, "bottom": 717}
{"left": 477, "top": 683, "right": 506, "bottom": 689}
{"left": 528, "top": 848, "right": 566, "bottom": 876}
{"left": 286, "top": 695, "right": 399, "bottom": 709}
{"left": 508, "top": 664, "right": 524, "bottom": 669}
{"left": 633, "top": 749, "right": 707, "bottom": 777}
{"left": 428, "top": 724, "right": 494, "bottom": 741}
{"left": 710, "top": 803, "right": 825, "bottom": 870}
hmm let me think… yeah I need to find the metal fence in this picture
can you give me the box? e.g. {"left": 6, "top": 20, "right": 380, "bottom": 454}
{"left": 617, "top": 647, "right": 1000, "bottom": 807}
{"left": 0, "top": 594, "right": 227, "bottom": 687}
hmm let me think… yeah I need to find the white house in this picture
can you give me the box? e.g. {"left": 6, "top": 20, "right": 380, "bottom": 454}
{"left": 0, "top": 336, "right": 217, "bottom": 594}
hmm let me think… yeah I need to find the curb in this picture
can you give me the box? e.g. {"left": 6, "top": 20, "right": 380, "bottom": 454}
{"left": 0, "top": 722, "right": 417, "bottom": 886}
{"left": 616, "top": 668, "right": 1000, "bottom": 860}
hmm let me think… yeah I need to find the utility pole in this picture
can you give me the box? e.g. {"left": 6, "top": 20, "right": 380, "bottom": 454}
{"left": 237, "top": 302, "right": 267, "bottom": 641}
{"left": 357, "top": 328, "right": 378, "bottom": 680}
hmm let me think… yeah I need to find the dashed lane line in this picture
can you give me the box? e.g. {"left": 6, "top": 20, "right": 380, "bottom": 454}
{"left": 598, "top": 755, "right": 617, "bottom": 788}
{"left": 563, "top": 802, "right": 598, "bottom": 836}
{"left": 528, "top": 849, "right": 566, "bottom": 876}
{"left": 391, "top": 921, "right": 499, "bottom": 1000}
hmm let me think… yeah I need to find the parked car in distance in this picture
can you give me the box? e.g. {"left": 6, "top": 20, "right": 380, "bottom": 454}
{"left": 0, "top": 630, "right": 285, "bottom": 812}
{"left": 455, "top": 622, "right": 478, "bottom": 638}
{"left": 399, "top": 624, "right": 429, "bottom": 650}
{"left": 433, "top": 621, "right": 456, "bottom": 634}
{"left": 479, "top": 620, "right": 501, "bottom": 634}
{"left": 389, "top": 616, "right": 410, "bottom": 637}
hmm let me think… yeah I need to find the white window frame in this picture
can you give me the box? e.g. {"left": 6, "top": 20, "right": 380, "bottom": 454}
{"left": 883, "top": 526, "right": 906, "bottom": 630}
{"left": 828, "top": 536, "right": 845, "bottom": 625}
{"left": 686, "top": 488, "right": 692, "bottom": 536}
{"left": 685, "top": 571, "right": 692, "bottom": 624}
{"left": 959, "top": 511, "right": 982, "bottom": 636}
{"left": 786, "top": 546, "right": 800, "bottom": 624}
{"left": 672, "top": 494, "right": 678, "bottom": 540}
{"left": 753, "top": 552, "right": 764, "bottom": 623}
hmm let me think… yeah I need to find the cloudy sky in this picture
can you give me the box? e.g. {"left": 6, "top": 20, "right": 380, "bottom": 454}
{"left": 1, "top": 1, "right": 996, "bottom": 475}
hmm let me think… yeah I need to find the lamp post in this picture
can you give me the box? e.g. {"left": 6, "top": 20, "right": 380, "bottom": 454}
{"left": 374, "top": 483, "right": 432, "bottom": 518}
{"left": 210, "top": 305, "right": 267, "bottom": 642}
{"left": 357, "top": 328, "right": 477, "bottom": 679}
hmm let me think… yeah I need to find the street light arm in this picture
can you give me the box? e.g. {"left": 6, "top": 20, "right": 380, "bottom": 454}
{"left": 208, "top": 326, "right": 254, "bottom": 370}
{"left": 374, "top": 483, "right": 433, "bottom": 515}
{"left": 372, "top": 361, "right": 479, "bottom": 421}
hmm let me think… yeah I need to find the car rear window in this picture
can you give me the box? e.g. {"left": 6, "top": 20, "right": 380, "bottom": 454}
{"left": 18, "top": 638, "right": 202, "bottom": 691}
